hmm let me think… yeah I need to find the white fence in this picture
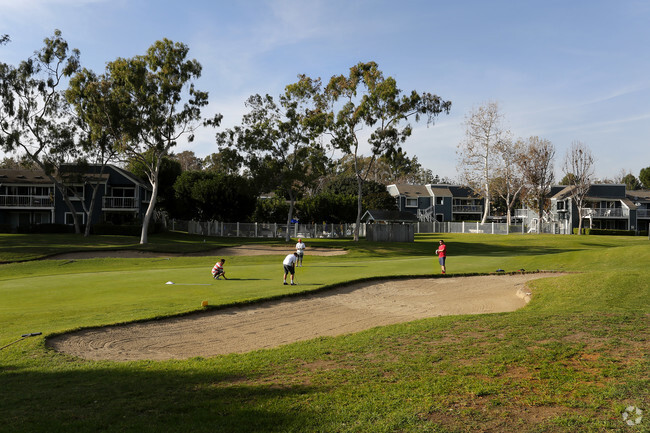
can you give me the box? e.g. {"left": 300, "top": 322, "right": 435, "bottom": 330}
{"left": 177, "top": 220, "right": 364, "bottom": 239}
{"left": 167, "top": 218, "right": 560, "bottom": 238}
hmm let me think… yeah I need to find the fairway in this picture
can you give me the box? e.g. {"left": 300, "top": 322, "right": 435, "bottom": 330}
{"left": 1, "top": 233, "right": 649, "bottom": 433}
{"left": 48, "top": 273, "right": 552, "bottom": 361}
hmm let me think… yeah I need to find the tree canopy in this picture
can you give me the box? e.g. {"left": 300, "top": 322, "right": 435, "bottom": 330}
{"left": 324, "top": 61, "right": 450, "bottom": 240}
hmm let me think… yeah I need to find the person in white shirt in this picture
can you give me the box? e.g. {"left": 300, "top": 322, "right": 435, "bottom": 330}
{"left": 295, "top": 238, "right": 306, "bottom": 266}
{"left": 283, "top": 252, "right": 299, "bottom": 285}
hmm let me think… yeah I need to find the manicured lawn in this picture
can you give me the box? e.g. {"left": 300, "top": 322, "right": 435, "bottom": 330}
{"left": 0, "top": 232, "right": 648, "bottom": 432}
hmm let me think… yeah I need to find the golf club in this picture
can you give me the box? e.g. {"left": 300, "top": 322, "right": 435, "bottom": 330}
{"left": 0, "top": 332, "right": 42, "bottom": 351}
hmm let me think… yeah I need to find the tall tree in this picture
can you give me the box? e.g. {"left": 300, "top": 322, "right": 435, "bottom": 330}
{"left": 457, "top": 101, "right": 508, "bottom": 224}
{"left": 638, "top": 166, "right": 650, "bottom": 189}
{"left": 0, "top": 30, "right": 84, "bottom": 233}
{"left": 324, "top": 61, "right": 450, "bottom": 240}
{"left": 217, "top": 76, "right": 328, "bottom": 242}
{"left": 66, "top": 67, "right": 123, "bottom": 236}
{"left": 172, "top": 150, "right": 203, "bottom": 171}
{"left": 518, "top": 136, "right": 555, "bottom": 233}
{"left": 620, "top": 173, "right": 642, "bottom": 190}
{"left": 562, "top": 140, "right": 594, "bottom": 234}
{"left": 203, "top": 149, "right": 244, "bottom": 174}
{"left": 99, "top": 38, "right": 218, "bottom": 244}
{"left": 492, "top": 136, "right": 524, "bottom": 224}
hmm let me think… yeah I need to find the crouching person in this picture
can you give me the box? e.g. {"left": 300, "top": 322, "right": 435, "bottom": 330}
{"left": 212, "top": 259, "right": 227, "bottom": 280}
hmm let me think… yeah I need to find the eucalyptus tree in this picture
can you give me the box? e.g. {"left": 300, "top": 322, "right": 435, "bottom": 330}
{"left": 97, "top": 38, "right": 218, "bottom": 244}
{"left": 217, "top": 76, "right": 329, "bottom": 242}
{"left": 0, "top": 30, "right": 85, "bottom": 233}
{"left": 66, "top": 67, "right": 124, "bottom": 236}
{"left": 324, "top": 61, "right": 450, "bottom": 240}
{"left": 562, "top": 140, "right": 594, "bottom": 234}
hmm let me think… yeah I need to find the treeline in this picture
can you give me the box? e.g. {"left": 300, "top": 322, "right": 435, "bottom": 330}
{"left": 0, "top": 31, "right": 450, "bottom": 243}
{"left": 124, "top": 152, "right": 426, "bottom": 225}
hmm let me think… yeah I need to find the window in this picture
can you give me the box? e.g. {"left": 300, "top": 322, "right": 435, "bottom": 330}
{"left": 557, "top": 200, "right": 566, "bottom": 211}
{"left": 405, "top": 198, "right": 418, "bottom": 208}
{"left": 66, "top": 185, "right": 84, "bottom": 200}
{"left": 436, "top": 197, "right": 444, "bottom": 205}
{"left": 110, "top": 187, "right": 135, "bottom": 198}
{"left": 65, "top": 212, "right": 85, "bottom": 225}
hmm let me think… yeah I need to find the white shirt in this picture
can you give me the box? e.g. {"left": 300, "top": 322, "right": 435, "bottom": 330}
{"left": 296, "top": 241, "right": 306, "bottom": 252}
{"left": 283, "top": 254, "right": 297, "bottom": 266}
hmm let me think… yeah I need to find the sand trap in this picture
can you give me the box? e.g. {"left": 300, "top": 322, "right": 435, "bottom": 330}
{"left": 46, "top": 244, "right": 346, "bottom": 260}
{"left": 48, "top": 274, "right": 553, "bottom": 362}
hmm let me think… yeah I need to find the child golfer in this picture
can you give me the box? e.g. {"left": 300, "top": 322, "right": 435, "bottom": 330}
{"left": 283, "top": 252, "right": 298, "bottom": 285}
{"left": 212, "top": 259, "right": 227, "bottom": 280}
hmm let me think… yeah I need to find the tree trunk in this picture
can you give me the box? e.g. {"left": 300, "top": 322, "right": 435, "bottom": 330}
{"left": 481, "top": 182, "right": 489, "bottom": 224}
{"left": 285, "top": 190, "right": 295, "bottom": 243}
{"left": 84, "top": 185, "right": 101, "bottom": 237}
{"left": 140, "top": 161, "right": 160, "bottom": 245}
{"left": 354, "top": 174, "right": 363, "bottom": 242}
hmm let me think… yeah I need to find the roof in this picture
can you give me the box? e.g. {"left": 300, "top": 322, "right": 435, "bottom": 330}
{"left": 388, "top": 184, "right": 430, "bottom": 198}
{"left": 361, "top": 210, "right": 419, "bottom": 223}
{"left": 426, "top": 185, "right": 453, "bottom": 197}
{"left": 0, "top": 169, "right": 53, "bottom": 184}
{"left": 552, "top": 185, "right": 575, "bottom": 200}
{"left": 626, "top": 189, "right": 650, "bottom": 202}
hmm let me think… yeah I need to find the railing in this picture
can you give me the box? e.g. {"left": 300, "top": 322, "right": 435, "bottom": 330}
{"left": 637, "top": 209, "right": 650, "bottom": 218}
{"left": 452, "top": 205, "right": 482, "bottom": 213}
{"left": 0, "top": 195, "right": 53, "bottom": 208}
{"left": 103, "top": 197, "right": 136, "bottom": 209}
{"left": 417, "top": 206, "right": 434, "bottom": 222}
{"left": 582, "top": 208, "right": 629, "bottom": 218}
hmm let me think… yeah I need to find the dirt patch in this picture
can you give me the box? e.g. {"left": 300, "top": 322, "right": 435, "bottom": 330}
{"left": 46, "top": 244, "right": 347, "bottom": 260}
{"left": 48, "top": 274, "right": 555, "bottom": 362}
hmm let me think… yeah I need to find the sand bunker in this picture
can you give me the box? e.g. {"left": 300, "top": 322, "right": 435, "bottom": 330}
{"left": 48, "top": 274, "right": 552, "bottom": 362}
{"left": 46, "top": 244, "right": 347, "bottom": 260}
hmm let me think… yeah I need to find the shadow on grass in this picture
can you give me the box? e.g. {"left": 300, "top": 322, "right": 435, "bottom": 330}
{"left": 343, "top": 239, "right": 578, "bottom": 258}
{"left": 0, "top": 366, "right": 324, "bottom": 433}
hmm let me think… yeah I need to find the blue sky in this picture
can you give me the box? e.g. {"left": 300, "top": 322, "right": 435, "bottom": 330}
{"left": 2, "top": 0, "right": 649, "bottom": 182}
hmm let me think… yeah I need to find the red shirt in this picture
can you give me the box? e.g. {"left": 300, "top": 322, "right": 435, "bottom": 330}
{"left": 437, "top": 244, "right": 446, "bottom": 258}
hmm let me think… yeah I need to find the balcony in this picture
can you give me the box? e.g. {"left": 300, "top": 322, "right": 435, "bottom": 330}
{"left": 0, "top": 195, "right": 53, "bottom": 208}
{"left": 581, "top": 208, "right": 629, "bottom": 218}
{"left": 637, "top": 209, "right": 650, "bottom": 218}
{"left": 453, "top": 205, "right": 482, "bottom": 213}
{"left": 103, "top": 196, "right": 136, "bottom": 209}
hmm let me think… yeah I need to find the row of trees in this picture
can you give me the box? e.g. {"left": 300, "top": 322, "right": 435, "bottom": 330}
{"left": 1, "top": 31, "right": 451, "bottom": 243}
{"left": 457, "top": 102, "right": 650, "bottom": 234}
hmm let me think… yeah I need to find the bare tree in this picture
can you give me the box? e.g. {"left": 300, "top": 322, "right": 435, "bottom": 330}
{"left": 492, "top": 136, "right": 524, "bottom": 224}
{"left": 562, "top": 141, "right": 594, "bottom": 234}
{"left": 518, "top": 136, "right": 555, "bottom": 233}
{"left": 457, "top": 101, "right": 508, "bottom": 223}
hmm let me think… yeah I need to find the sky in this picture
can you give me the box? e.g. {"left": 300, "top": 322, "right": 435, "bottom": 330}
{"left": 1, "top": 0, "right": 650, "bottom": 182}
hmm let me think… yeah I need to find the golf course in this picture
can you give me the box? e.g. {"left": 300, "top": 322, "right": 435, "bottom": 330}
{"left": 0, "top": 232, "right": 648, "bottom": 432}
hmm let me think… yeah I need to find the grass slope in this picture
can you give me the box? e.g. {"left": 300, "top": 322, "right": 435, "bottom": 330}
{"left": 0, "top": 233, "right": 649, "bottom": 433}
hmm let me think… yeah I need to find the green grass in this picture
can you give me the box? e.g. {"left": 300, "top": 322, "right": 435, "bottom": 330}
{"left": 1, "top": 232, "right": 649, "bottom": 432}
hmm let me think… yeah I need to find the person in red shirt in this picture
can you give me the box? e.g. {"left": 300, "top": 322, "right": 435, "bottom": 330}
{"left": 435, "top": 240, "right": 447, "bottom": 274}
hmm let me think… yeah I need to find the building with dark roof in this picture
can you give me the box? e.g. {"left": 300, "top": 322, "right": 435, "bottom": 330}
{"left": 387, "top": 183, "right": 484, "bottom": 222}
{"left": 0, "top": 165, "right": 150, "bottom": 231}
